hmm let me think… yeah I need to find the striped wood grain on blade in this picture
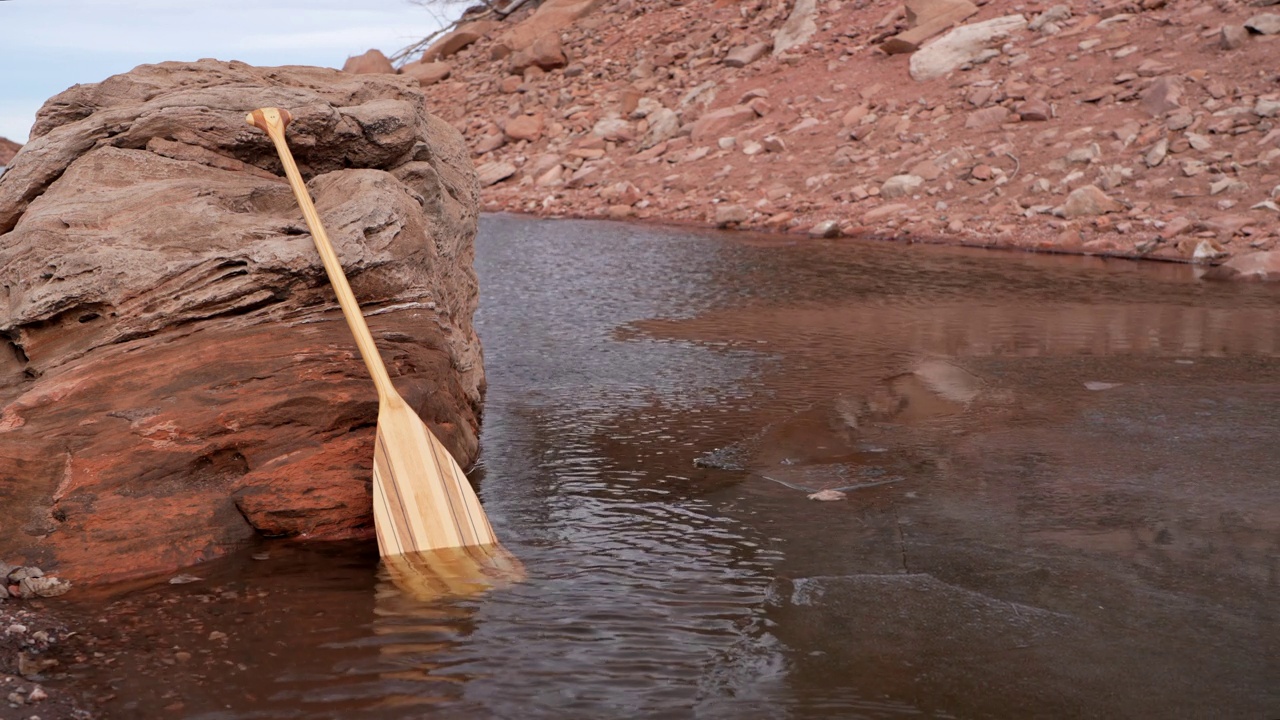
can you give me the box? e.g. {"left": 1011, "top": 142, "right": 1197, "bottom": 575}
{"left": 371, "top": 402, "right": 496, "bottom": 554}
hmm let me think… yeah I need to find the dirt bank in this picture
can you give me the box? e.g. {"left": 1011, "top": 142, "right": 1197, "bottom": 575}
{"left": 391, "top": 0, "right": 1280, "bottom": 263}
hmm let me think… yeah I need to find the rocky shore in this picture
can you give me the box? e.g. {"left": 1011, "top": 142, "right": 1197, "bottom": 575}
{"left": 332, "top": 0, "right": 1280, "bottom": 274}
{"left": 0, "top": 563, "right": 86, "bottom": 720}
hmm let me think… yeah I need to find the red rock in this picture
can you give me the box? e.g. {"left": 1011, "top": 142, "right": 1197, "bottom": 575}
{"left": 841, "top": 105, "right": 870, "bottom": 127}
{"left": 881, "top": 0, "right": 980, "bottom": 55}
{"left": 1017, "top": 99, "right": 1051, "bottom": 121}
{"left": 1141, "top": 76, "right": 1184, "bottom": 117}
{"left": 401, "top": 61, "right": 452, "bottom": 87}
{"left": 0, "top": 137, "right": 19, "bottom": 165}
{"left": 0, "top": 61, "right": 483, "bottom": 585}
{"left": 494, "top": 0, "right": 604, "bottom": 54}
{"left": 1062, "top": 185, "right": 1124, "bottom": 218}
{"left": 1220, "top": 25, "right": 1249, "bottom": 50}
{"left": 725, "top": 42, "right": 772, "bottom": 68}
{"left": 505, "top": 114, "right": 545, "bottom": 142}
{"left": 510, "top": 33, "right": 568, "bottom": 73}
{"left": 690, "top": 105, "right": 760, "bottom": 143}
{"left": 422, "top": 20, "right": 502, "bottom": 61}
{"left": 863, "top": 203, "right": 911, "bottom": 222}
{"left": 965, "top": 106, "right": 1010, "bottom": 130}
{"left": 341, "top": 49, "right": 395, "bottom": 75}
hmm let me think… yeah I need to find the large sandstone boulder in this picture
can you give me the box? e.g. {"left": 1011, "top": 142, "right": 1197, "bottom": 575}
{"left": 0, "top": 60, "right": 483, "bottom": 584}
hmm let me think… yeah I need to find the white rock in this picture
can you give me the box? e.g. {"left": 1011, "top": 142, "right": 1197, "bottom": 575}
{"left": 774, "top": 0, "right": 818, "bottom": 55}
{"left": 910, "top": 15, "right": 1029, "bottom": 81}
{"left": 881, "top": 174, "right": 925, "bottom": 199}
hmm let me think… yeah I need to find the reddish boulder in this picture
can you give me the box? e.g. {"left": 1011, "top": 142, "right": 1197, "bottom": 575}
{"left": 422, "top": 20, "right": 502, "bottom": 61}
{"left": 402, "top": 61, "right": 453, "bottom": 87}
{"left": 0, "top": 60, "right": 483, "bottom": 585}
{"left": 342, "top": 49, "right": 395, "bottom": 74}
{"left": 494, "top": 0, "right": 604, "bottom": 55}
{"left": 509, "top": 33, "right": 569, "bottom": 74}
{"left": 0, "top": 137, "right": 19, "bottom": 166}
{"left": 504, "top": 114, "right": 545, "bottom": 142}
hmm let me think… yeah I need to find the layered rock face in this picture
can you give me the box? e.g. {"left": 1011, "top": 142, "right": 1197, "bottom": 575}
{"left": 0, "top": 60, "right": 483, "bottom": 584}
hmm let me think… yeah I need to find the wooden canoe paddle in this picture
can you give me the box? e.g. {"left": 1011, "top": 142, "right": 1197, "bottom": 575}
{"left": 246, "top": 107, "right": 498, "bottom": 556}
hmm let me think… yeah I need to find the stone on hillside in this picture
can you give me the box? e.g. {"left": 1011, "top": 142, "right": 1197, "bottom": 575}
{"left": 882, "top": 0, "right": 980, "bottom": 55}
{"left": 1244, "top": 13, "right": 1280, "bottom": 34}
{"left": 965, "top": 106, "right": 1009, "bottom": 130}
{"left": 1165, "top": 109, "right": 1194, "bottom": 131}
{"left": 725, "top": 42, "right": 771, "bottom": 68}
{"left": 474, "top": 133, "right": 506, "bottom": 155}
{"left": 690, "top": 104, "right": 759, "bottom": 143}
{"left": 1017, "top": 99, "right": 1051, "bottom": 121}
{"left": 773, "top": 0, "right": 818, "bottom": 56}
{"left": 808, "top": 220, "right": 841, "bottom": 238}
{"left": 510, "top": 33, "right": 568, "bottom": 73}
{"left": 477, "top": 160, "right": 518, "bottom": 186}
{"left": 1029, "top": 4, "right": 1071, "bottom": 32}
{"left": 762, "top": 135, "right": 787, "bottom": 153}
{"left": 1062, "top": 184, "right": 1123, "bottom": 217}
{"left": 715, "top": 204, "right": 750, "bottom": 226}
{"left": 504, "top": 114, "right": 545, "bottom": 142}
{"left": 592, "top": 117, "right": 635, "bottom": 142}
{"left": 881, "top": 174, "right": 926, "bottom": 199}
{"left": 422, "top": 20, "right": 502, "bottom": 61}
{"left": 1141, "top": 76, "right": 1184, "bottom": 117}
{"left": 1220, "top": 24, "right": 1249, "bottom": 49}
{"left": 841, "top": 105, "right": 870, "bottom": 127}
{"left": 640, "top": 107, "right": 680, "bottom": 149}
{"left": 1145, "top": 138, "right": 1169, "bottom": 167}
{"left": 909, "top": 15, "right": 1028, "bottom": 81}
{"left": 1203, "top": 251, "right": 1280, "bottom": 281}
{"left": 494, "top": 0, "right": 603, "bottom": 54}
{"left": 1255, "top": 99, "right": 1280, "bottom": 118}
{"left": 863, "top": 203, "right": 911, "bottom": 222}
{"left": 911, "top": 160, "right": 943, "bottom": 180}
{"left": 0, "top": 60, "right": 483, "bottom": 585}
{"left": 401, "top": 61, "right": 452, "bottom": 87}
{"left": 342, "top": 49, "right": 395, "bottom": 74}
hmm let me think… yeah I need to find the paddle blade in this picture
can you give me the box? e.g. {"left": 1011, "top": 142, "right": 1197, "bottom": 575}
{"left": 371, "top": 401, "right": 497, "bottom": 555}
{"left": 379, "top": 544, "right": 526, "bottom": 604}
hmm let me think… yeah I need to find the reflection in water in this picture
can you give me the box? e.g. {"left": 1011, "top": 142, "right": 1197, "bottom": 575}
{"left": 55, "top": 216, "right": 1280, "bottom": 719}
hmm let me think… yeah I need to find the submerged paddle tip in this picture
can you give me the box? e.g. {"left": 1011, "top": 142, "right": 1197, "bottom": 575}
{"left": 245, "top": 107, "right": 293, "bottom": 133}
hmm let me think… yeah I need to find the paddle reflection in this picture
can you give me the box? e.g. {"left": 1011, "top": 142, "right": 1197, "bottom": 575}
{"left": 365, "top": 545, "right": 526, "bottom": 712}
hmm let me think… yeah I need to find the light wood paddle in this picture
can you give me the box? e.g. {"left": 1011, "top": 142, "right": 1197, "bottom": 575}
{"left": 246, "top": 107, "right": 498, "bottom": 556}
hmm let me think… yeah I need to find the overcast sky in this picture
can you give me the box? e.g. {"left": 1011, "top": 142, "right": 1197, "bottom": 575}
{"left": 0, "top": 0, "right": 456, "bottom": 143}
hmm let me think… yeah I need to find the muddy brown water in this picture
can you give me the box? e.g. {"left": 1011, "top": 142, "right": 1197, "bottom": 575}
{"left": 47, "top": 215, "right": 1280, "bottom": 718}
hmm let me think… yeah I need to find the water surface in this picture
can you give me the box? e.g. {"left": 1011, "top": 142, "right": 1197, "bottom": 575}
{"left": 60, "top": 216, "right": 1280, "bottom": 718}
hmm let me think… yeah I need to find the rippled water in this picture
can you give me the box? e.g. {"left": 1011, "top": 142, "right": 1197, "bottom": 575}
{"left": 58, "top": 216, "right": 1280, "bottom": 718}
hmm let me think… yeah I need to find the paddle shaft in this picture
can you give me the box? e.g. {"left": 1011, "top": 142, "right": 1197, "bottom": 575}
{"left": 246, "top": 108, "right": 400, "bottom": 407}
